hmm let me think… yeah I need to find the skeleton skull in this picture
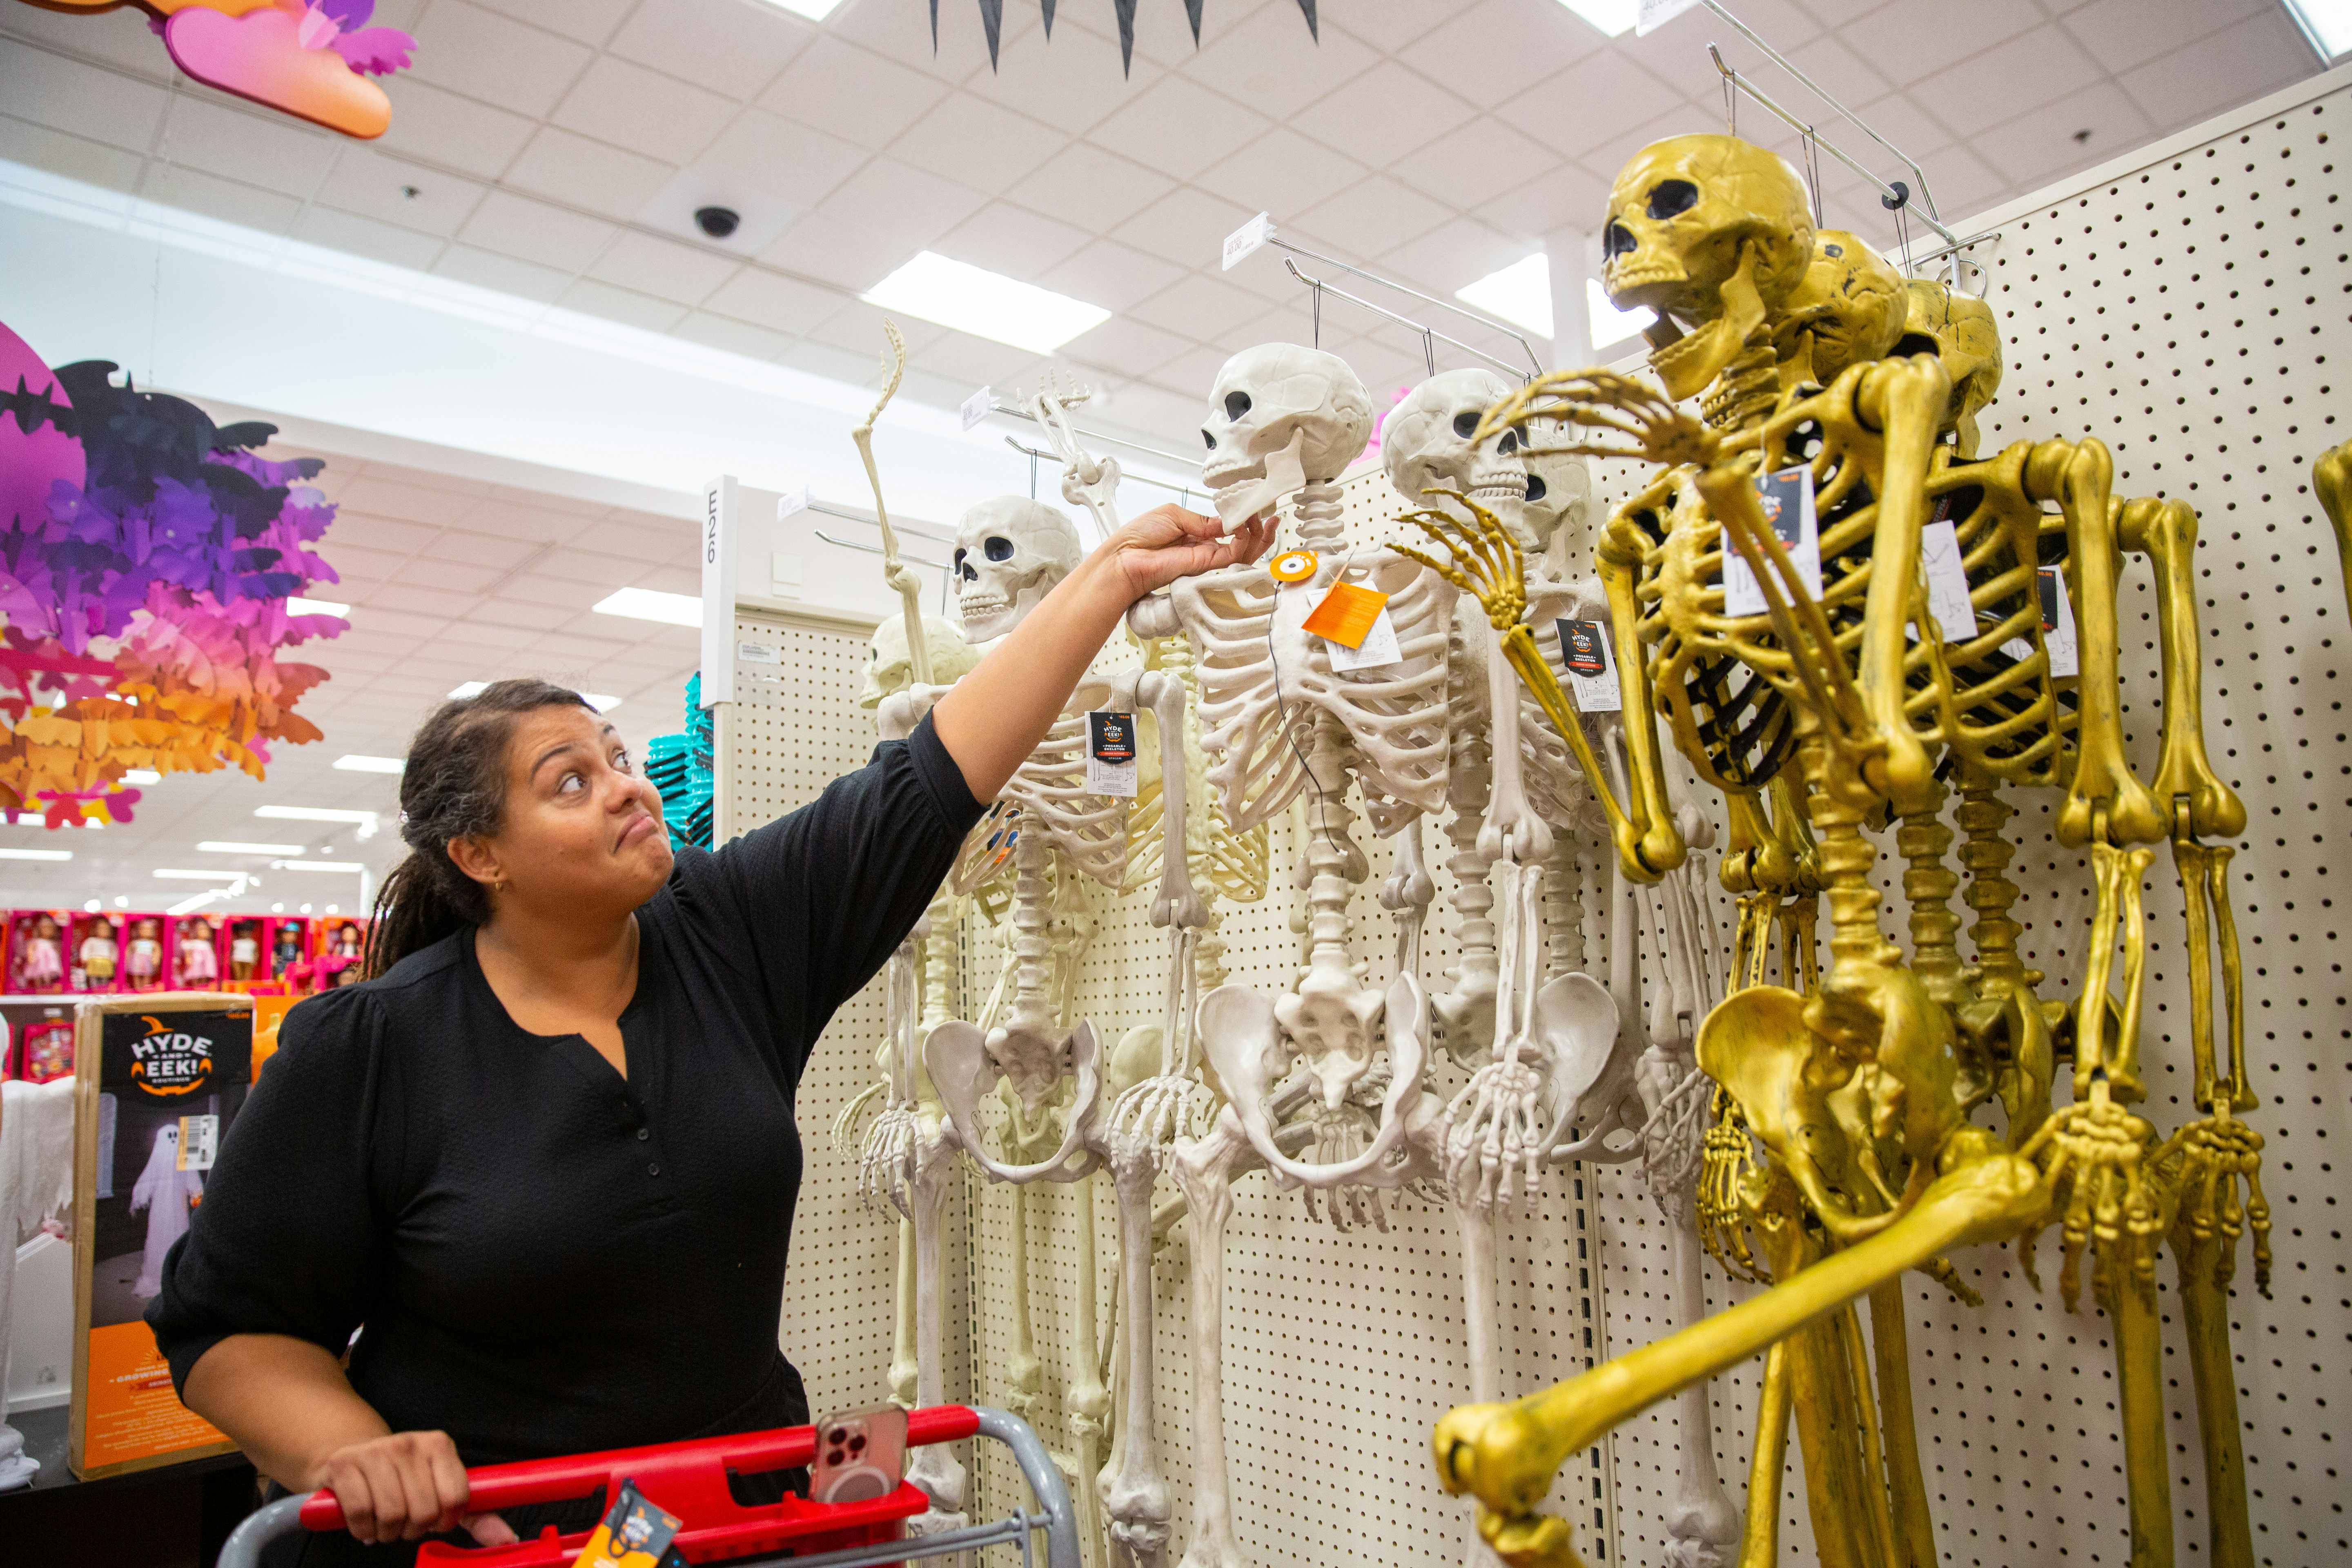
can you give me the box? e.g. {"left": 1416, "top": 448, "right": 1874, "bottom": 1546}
{"left": 1382, "top": 368, "right": 1531, "bottom": 539}
{"left": 1601, "top": 134, "right": 1815, "bottom": 401}
{"left": 1200, "top": 343, "right": 1373, "bottom": 532}
{"left": 1775, "top": 229, "right": 1907, "bottom": 388}
{"left": 1898, "top": 278, "right": 2005, "bottom": 456}
{"left": 1521, "top": 436, "right": 1596, "bottom": 572}
{"left": 952, "top": 496, "right": 1082, "bottom": 644}
{"left": 860, "top": 614, "right": 982, "bottom": 710}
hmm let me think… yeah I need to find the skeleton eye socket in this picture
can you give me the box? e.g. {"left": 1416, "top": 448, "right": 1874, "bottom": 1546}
{"left": 1223, "top": 390, "right": 1252, "bottom": 422}
{"left": 1524, "top": 473, "right": 1549, "bottom": 503}
{"left": 1452, "top": 411, "right": 1480, "bottom": 439}
{"left": 1499, "top": 430, "right": 1519, "bottom": 455}
{"left": 984, "top": 535, "right": 1015, "bottom": 562}
{"left": 1602, "top": 220, "right": 1638, "bottom": 259}
{"left": 1646, "top": 180, "right": 1699, "bottom": 220}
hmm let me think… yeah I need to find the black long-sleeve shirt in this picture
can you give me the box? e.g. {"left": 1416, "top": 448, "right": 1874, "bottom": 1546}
{"left": 148, "top": 713, "right": 983, "bottom": 1468}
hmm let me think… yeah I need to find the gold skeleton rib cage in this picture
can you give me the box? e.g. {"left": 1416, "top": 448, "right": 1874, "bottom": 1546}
{"left": 1396, "top": 134, "right": 2270, "bottom": 1568}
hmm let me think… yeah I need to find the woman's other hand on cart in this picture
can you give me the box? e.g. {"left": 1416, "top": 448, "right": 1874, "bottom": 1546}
{"left": 311, "top": 1430, "right": 518, "bottom": 1546}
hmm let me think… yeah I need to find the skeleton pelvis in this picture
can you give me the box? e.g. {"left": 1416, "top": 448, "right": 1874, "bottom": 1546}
{"left": 1273, "top": 960, "right": 1387, "bottom": 1109}
{"left": 987, "top": 1016, "right": 1088, "bottom": 1117}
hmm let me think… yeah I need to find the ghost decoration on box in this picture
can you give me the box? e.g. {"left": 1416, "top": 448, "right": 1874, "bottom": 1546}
{"left": 128, "top": 1122, "right": 203, "bottom": 1300}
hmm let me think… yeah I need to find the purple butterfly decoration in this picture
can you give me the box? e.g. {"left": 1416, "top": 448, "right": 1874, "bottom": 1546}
{"left": 301, "top": 0, "right": 417, "bottom": 78}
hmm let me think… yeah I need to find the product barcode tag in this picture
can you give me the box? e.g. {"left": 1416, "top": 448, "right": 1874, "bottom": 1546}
{"left": 2001, "top": 566, "right": 2080, "bottom": 676}
{"left": 1328, "top": 606, "right": 1401, "bottom": 671}
{"left": 1223, "top": 212, "right": 1274, "bottom": 270}
{"left": 1086, "top": 710, "right": 1138, "bottom": 798}
{"left": 177, "top": 1114, "right": 217, "bottom": 1172}
{"left": 1919, "top": 504, "right": 1977, "bottom": 644}
{"left": 960, "top": 385, "right": 993, "bottom": 432}
{"left": 1722, "top": 465, "right": 1822, "bottom": 617}
{"left": 1555, "top": 619, "right": 1622, "bottom": 711}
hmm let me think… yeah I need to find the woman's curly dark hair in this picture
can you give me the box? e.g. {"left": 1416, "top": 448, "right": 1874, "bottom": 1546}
{"left": 362, "top": 679, "right": 592, "bottom": 979}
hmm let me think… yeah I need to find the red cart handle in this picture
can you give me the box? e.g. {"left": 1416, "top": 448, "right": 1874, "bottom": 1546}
{"left": 297, "top": 1405, "right": 981, "bottom": 1532}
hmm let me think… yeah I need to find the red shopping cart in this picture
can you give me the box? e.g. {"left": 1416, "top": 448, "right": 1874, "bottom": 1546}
{"left": 216, "top": 1405, "right": 1077, "bottom": 1568}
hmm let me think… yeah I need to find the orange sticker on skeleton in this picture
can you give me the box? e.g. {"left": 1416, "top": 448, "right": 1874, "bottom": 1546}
{"left": 1268, "top": 549, "right": 1318, "bottom": 583}
{"left": 1301, "top": 581, "right": 1389, "bottom": 650}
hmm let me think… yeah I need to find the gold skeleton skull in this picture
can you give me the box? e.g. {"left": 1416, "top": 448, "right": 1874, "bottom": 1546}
{"left": 1399, "top": 132, "right": 2269, "bottom": 1568}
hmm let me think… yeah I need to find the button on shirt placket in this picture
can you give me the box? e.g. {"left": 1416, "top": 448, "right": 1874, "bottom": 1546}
{"left": 621, "top": 1093, "right": 668, "bottom": 1192}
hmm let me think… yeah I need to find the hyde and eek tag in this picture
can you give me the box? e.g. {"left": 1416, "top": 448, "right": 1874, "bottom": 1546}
{"left": 1087, "top": 710, "right": 1138, "bottom": 798}
{"left": 1554, "top": 619, "right": 1623, "bottom": 712}
{"left": 1722, "top": 465, "right": 1823, "bottom": 617}
{"left": 2000, "top": 566, "right": 2080, "bottom": 676}
{"left": 1303, "top": 579, "right": 1400, "bottom": 670}
{"left": 570, "top": 1479, "right": 684, "bottom": 1568}
{"left": 1918, "top": 500, "right": 1977, "bottom": 644}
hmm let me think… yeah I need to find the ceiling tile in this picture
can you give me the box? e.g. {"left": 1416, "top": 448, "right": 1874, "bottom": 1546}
{"left": 1836, "top": 0, "right": 2048, "bottom": 87}
{"left": 321, "top": 543, "right": 411, "bottom": 583}
{"left": 1495, "top": 53, "right": 1684, "bottom": 162}
{"left": 159, "top": 98, "right": 341, "bottom": 199}
{"left": 1615, "top": 0, "right": 1822, "bottom": 95}
{"left": 804, "top": 300, "right": 948, "bottom": 364}
{"left": 1012, "top": 142, "right": 1178, "bottom": 232}
{"left": 1972, "top": 80, "right": 2161, "bottom": 188}
{"left": 456, "top": 189, "right": 619, "bottom": 272}
{"left": 336, "top": 482, "right": 458, "bottom": 526}
{"left": 1178, "top": 3, "right": 1383, "bottom": 121}
{"left": 701, "top": 267, "right": 844, "bottom": 334}
{"left": 505, "top": 127, "right": 676, "bottom": 220}
{"left": 1847, "top": 92, "right": 1961, "bottom": 167}
{"left": 1044, "top": 3, "right": 1209, "bottom": 71}
{"left": 1146, "top": 345, "right": 1233, "bottom": 399}
{"left": 463, "top": 0, "right": 635, "bottom": 48}
{"left": 1323, "top": 0, "right": 1453, "bottom": 54}
{"left": 1060, "top": 315, "right": 1198, "bottom": 381}
{"left": 425, "top": 532, "right": 543, "bottom": 570}
{"left": 0, "top": 4, "right": 176, "bottom": 82}
{"left": 321, "top": 148, "right": 488, "bottom": 236}
{"left": 959, "top": 13, "right": 1166, "bottom": 136}
{"left": 1577, "top": 108, "right": 1717, "bottom": 201}
{"left": 672, "top": 311, "right": 795, "bottom": 361}
{"left": 551, "top": 56, "right": 738, "bottom": 166}
{"left": 391, "top": 556, "right": 504, "bottom": 593}
{"left": 1912, "top": 24, "right": 2107, "bottom": 136}
{"left": 372, "top": 79, "right": 539, "bottom": 180}
{"left": 0, "top": 116, "right": 143, "bottom": 195}
{"left": 607, "top": 0, "right": 815, "bottom": 101}
{"left": 2116, "top": 8, "right": 2316, "bottom": 126}
{"left": 431, "top": 245, "right": 572, "bottom": 303}
{"left": 1406, "top": 0, "right": 1607, "bottom": 105}
{"left": 1292, "top": 61, "right": 1479, "bottom": 171}
{"left": 1474, "top": 158, "right": 1609, "bottom": 241}
{"left": 684, "top": 108, "right": 869, "bottom": 212}
{"left": 1108, "top": 185, "right": 1257, "bottom": 268}
{"left": 1193, "top": 127, "right": 1372, "bottom": 225}
{"left": 1774, "top": 29, "right": 1895, "bottom": 111}
{"left": 144, "top": 165, "right": 302, "bottom": 234}
{"left": 559, "top": 278, "right": 690, "bottom": 333}
{"left": 1389, "top": 117, "right": 1568, "bottom": 213}
{"left": 910, "top": 330, "right": 1047, "bottom": 389}
{"left": 759, "top": 37, "right": 953, "bottom": 150}
{"left": 586, "top": 230, "right": 740, "bottom": 306}
{"left": 1381, "top": 215, "right": 1532, "bottom": 296}
{"left": 2060, "top": 0, "right": 2267, "bottom": 75}
{"left": 1041, "top": 237, "right": 1190, "bottom": 312}
{"left": 0, "top": 45, "right": 168, "bottom": 153}
{"left": 1294, "top": 175, "right": 1455, "bottom": 261}
{"left": 1087, "top": 76, "right": 1273, "bottom": 182}
{"left": 937, "top": 201, "right": 1097, "bottom": 276}
{"left": 1126, "top": 270, "right": 1275, "bottom": 342}
{"left": 485, "top": 594, "right": 580, "bottom": 626}
{"left": 756, "top": 159, "right": 987, "bottom": 290}
{"left": 293, "top": 207, "right": 446, "bottom": 272}
{"left": 403, "top": 0, "right": 593, "bottom": 120}
{"left": 890, "top": 92, "right": 1069, "bottom": 196}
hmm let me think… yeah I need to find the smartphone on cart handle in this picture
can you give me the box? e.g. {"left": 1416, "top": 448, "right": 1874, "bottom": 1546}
{"left": 808, "top": 1406, "right": 909, "bottom": 1504}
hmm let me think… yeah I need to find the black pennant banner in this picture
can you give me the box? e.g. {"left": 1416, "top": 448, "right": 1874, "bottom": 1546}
{"left": 937, "top": 1, "right": 1321, "bottom": 74}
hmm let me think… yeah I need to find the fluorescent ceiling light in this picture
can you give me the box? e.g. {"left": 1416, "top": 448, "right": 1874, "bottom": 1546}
{"left": 594, "top": 587, "right": 702, "bottom": 628}
{"left": 124, "top": 769, "right": 162, "bottom": 784}
{"left": 452, "top": 680, "right": 619, "bottom": 710}
{"left": 1588, "top": 277, "right": 1650, "bottom": 350}
{"left": 1555, "top": 0, "right": 1637, "bottom": 37}
{"left": 256, "top": 806, "right": 378, "bottom": 826}
{"left": 0, "top": 847, "right": 72, "bottom": 862}
{"left": 1456, "top": 253, "right": 1555, "bottom": 339}
{"left": 5, "top": 811, "right": 98, "bottom": 827}
{"left": 862, "top": 252, "right": 1111, "bottom": 355}
{"left": 335, "top": 754, "right": 405, "bottom": 773}
{"left": 200, "top": 841, "right": 304, "bottom": 856}
{"left": 450, "top": 681, "right": 489, "bottom": 699}
{"left": 156, "top": 868, "right": 247, "bottom": 880}
{"left": 272, "top": 860, "right": 366, "bottom": 873}
{"left": 2284, "top": 0, "right": 2352, "bottom": 57}
{"left": 758, "top": 0, "right": 847, "bottom": 16}
{"left": 288, "top": 595, "right": 350, "bottom": 617}
{"left": 584, "top": 693, "right": 621, "bottom": 712}
{"left": 166, "top": 888, "right": 232, "bottom": 916}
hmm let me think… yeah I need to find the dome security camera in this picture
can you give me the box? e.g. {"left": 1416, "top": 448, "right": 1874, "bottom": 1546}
{"left": 694, "top": 205, "right": 742, "bottom": 240}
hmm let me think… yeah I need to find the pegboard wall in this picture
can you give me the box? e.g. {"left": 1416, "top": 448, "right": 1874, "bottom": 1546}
{"left": 722, "top": 64, "right": 2350, "bottom": 1568}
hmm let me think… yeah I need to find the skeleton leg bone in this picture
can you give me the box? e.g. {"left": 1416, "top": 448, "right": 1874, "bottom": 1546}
{"left": 1099, "top": 1134, "right": 1171, "bottom": 1568}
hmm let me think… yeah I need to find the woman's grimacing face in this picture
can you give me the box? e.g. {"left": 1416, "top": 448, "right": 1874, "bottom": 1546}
{"left": 452, "top": 704, "right": 675, "bottom": 919}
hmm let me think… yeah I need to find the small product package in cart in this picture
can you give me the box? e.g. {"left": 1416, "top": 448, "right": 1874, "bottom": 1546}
{"left": 569, "top": 1479, "right": 686, "bottom": 1568}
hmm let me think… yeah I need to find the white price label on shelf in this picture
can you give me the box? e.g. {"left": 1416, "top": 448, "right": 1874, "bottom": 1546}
{"left": 776, "top": 484, "right": 809, "bottom": 521}
{"left": 1722, "top": 464, "right": 1822, "bottom": 617}
{"left": 1223, "top": 212, "right": 1275, "bottom": 271}
{"left": 737, "top": 641, "right": 781, "bottom": 666}
{"left": 960, "top": 385, "right": 994, "bottom": 432}
{"left": 1555, "top": 619, "right": 1622, "bottom": 711}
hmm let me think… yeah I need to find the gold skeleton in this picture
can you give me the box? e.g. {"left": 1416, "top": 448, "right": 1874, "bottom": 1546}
{"left": 1396, "top": 134, "right": 2270, "bottom": 1568}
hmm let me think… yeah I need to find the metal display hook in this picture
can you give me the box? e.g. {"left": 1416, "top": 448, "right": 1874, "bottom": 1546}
{"left": 1264, "top": 235, "right": 1545, "bottom": 379}
{"left": 1002, "top": 437, "right": 1200, "bottom": 505}
{"left": 984, "top": 396, "right": 1203, "bottom": 472}
{"left": 1281, "top": 257, "right": 1533, "bottom": 383}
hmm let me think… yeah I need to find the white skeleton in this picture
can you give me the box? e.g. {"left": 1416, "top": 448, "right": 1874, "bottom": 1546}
{"left": 1129, "top": 345, "right": 1463, "bottom": 1568}
{"left": 922, "top": 494, "right": 1203, "bottom": 1568}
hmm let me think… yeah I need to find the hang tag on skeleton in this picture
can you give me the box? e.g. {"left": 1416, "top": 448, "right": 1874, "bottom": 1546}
{"left": 1722, "top": 465, "right": 1822, "bottom": 617}
{"left": 1086, "top": 710, "right": 1139, "bottom": 797}
{"left": 1304, "top": 580, "right": 1399, "bottom": 671}
{"left": 2001, "top": 566, "right": 2080, "bottom": 676}
{"left": 1554, "top": 619, "right": 1623, "bottom": 712}
{"left": 176, "top": 1114, "right": 218, "bottom": 1173}
{"left": 1918, "top": 501, "right": 1977, "bottom": 644}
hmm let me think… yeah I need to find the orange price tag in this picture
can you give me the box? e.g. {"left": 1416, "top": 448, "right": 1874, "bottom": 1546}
{"left": 1268, "top": 548, "right": 1318, "bottom": 583}
{"left": 1301, "top": 581, "right": 1390, "bottom": 650}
